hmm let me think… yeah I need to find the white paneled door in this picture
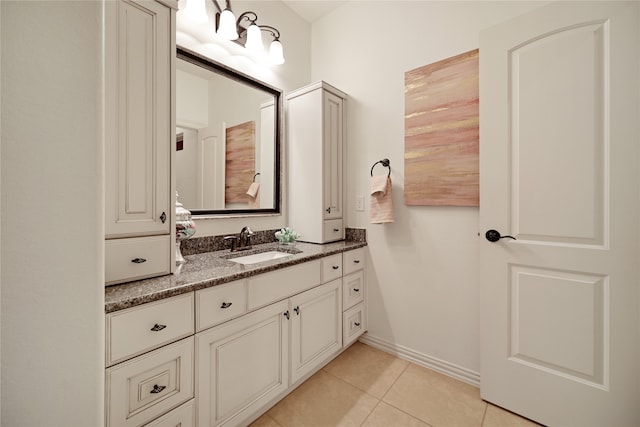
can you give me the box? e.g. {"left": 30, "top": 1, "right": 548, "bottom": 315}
{"left": 479, "top": 2, "right": 639, "bottom": 426}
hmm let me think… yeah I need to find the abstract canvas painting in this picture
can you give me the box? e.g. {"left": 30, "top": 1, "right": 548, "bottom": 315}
{"left": 404, "top": 49, "right": 479, "bottom": 206}
{"left": 225, "top": 121, "right": 255, "bottom": 204}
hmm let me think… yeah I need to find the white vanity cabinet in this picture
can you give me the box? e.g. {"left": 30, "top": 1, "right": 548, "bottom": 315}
{"left": 195, "top": 300, "right": 290, "bottom": 427}
{"left": 105, "top": 0, "right": 177, "bottom": 285}
{"left": 342, "top": 248, "right": 367, "bottom": 346}
{"left": 287, "top": 82, "right": 347, "bottom": 243}
{"left": 105, "top": 293, "right": 195, "bottom": 427}
{"left": 105, "top": 247, "right": 367, "bottom": 427}
{"left": 290, "top": 279, "right": 343, "bottom": 384}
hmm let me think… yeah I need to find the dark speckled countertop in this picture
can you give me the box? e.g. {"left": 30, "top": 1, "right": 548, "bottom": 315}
{"left": 105, "top": 240, "right": 367, "bottom": 313}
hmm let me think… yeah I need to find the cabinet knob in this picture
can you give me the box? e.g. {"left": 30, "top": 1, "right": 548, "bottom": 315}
{"left": 283, "top": 310, "right": 290, "bottom": 320}
{"left": 326, "top": 207, "right": 332, "bottom": 213}
{"left": 332, "top": 265, "right": 339, "bottom": 270}
{"left": 220, "top": 302, "right": 232, "bottom": 309}
{"left": 354, "top": 260, "right": 360, "bottom": 264}
{"left": 294, "top": 306, "right": 300, "bottom": 315}
{"left": 150, "top": 384, "right": 166, "bottom": 394}
{"left": 131, "top": 258, "right": 147, "bottom": 264}
{"left": 150, "top": 323, "right": 167, "bottom": 332}
{"left": 333, "top": 228, "right": 340, "bottom": 232}
{"left": 354, "top": 322, "right": 361, "bottom": 327}
{"left": 353, "top": 288, "right": 360, "bottom": 292}
{"left": 160, "top": 212, "right": 167, "bottom": 223}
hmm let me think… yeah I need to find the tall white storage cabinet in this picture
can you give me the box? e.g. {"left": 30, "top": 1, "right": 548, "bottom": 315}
{"left": 287, "top": 82, "right": 347, "bottom": 243}
{"left": 105, "top": 0, "right": 177, "bottom": 285}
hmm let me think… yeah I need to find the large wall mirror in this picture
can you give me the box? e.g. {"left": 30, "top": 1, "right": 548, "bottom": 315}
{"left": 176, "top": 47, "right": 281, "bottom": 215}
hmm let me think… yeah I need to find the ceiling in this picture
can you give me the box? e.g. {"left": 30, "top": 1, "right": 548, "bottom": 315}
{"left": 280, "top": 0, "right": 347, "bottom": 23}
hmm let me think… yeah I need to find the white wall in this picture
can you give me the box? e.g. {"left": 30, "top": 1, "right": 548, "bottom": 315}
{"left": 1, "top": 2, "right": 104, "bottom": 425}
{"left": 176, "top": 0, "right": 312, "bottom": 237}
{"left": 311, "top": 1, "right": 548, "bottom": 377}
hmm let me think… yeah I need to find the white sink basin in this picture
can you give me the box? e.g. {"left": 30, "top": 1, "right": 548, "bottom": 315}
{"left": 227, "top": 251, "right": 292, "bottom": 265}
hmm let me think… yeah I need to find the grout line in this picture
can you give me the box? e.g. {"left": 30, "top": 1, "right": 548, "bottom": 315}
{"left": 358, "top": 399, "right": 383, "bottom": 427}
{"left": 480, "top": 402, "right": 488, "bottom": 427}
{"left": 379, "top": 360, "right": 410, "bottom": 402}
{"left": 377, "top": 362, "right": 438, "bottom": 427}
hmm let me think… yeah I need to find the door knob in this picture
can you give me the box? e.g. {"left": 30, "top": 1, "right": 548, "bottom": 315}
{"left": 485, "top": 229, "right": 516, "bottom": 242}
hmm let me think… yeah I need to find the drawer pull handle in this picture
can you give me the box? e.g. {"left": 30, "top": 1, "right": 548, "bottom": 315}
{"left": 332, "top": 265, "right": 339, "bottom": 270}
{"left": 160, "top": 212, "right": 167, "bottom": 223}
{"left": 333, "top": 228, "right": 340, "bottom": 232}
{"left": 284, "top": 310, "right": 290, "bottom": 320}
{"left": 131, "top": 258, "right": 147, "bottom": 264}
{"left": 150, "top": 384, "right": 166, "bottom": 394}
{"left": 294, "top": 306, "right": 300, "bottom": 315}
{"left": 150, "top": 324, "right": 166, "bottom": 332}
{"left": 220, "top": 302, "right": 232, "bottom": 309}
{"left": 353, "top": 288, "right": 360, "bottom": 292}
{"left": 354, "top": 260, "right": 360, "bottom": 264}
{"left": 354, "top": 322, "right": 361, "bottom": 327}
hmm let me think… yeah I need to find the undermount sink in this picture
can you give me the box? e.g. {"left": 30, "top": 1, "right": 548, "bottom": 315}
{"left": 227, "top": 251, "right": 293, "bottom": 265}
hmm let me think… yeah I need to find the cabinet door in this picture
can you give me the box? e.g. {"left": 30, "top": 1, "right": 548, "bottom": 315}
{"left": 196, "top": 300, "right": 290, "bottom": 427}
{"left": 105, "top": 0, "right": 172, "bottom": 238}
{"left": 322, "top": 91, "right": 344, "bottom": 220}
{"left": 290, "top": 279, "right": 343, "bottom": 384}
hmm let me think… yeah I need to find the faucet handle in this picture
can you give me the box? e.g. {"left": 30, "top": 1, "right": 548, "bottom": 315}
{"left": 223, "top": 235, "right": 238, "bottom": 251}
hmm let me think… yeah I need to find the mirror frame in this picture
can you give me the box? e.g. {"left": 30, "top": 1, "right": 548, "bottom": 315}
{"left": 176, "top": 46, "right": 282, "bottom": 216}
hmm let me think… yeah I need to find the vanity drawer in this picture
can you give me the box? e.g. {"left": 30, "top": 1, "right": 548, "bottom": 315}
{"left": 343, "top": 271, "right": 364, "bottom": 310}
{"left": 321, "top": 253, "right": 343, "bottom": 283}
{"left": 343, "top": 247, "right": 366, "bottom": 276}
{"left": 106, "top": 337, "right": 194, "bottom": 427}
{"left": 106, "top": 293, "right": 195, "bottom": 366}
{"left": 196, "top": 280, "right": 247, "bottom": 332}
{"left": 343, "top": 302, "right": 366, "bottom": 347}
{"left": 144, "top": 399, "right": 195, "bottom": 427}
{"left": 323, "top": 219, "right": 344, "bottom": 242}
{"left": 247, "top": 260, "right": 321, "bottom": 310}
{"left": 105, "top": 235, "right": 171, "bottom": 285}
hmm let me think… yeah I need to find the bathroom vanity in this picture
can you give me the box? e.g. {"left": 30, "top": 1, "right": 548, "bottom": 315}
{"left": 104, "top": 241, "right": 367, "bottom": 427}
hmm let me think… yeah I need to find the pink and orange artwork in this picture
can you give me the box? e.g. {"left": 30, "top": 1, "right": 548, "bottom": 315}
{"left": 404, "top": 49, "right": 479, "bottom": 206}
{"left": 225, "top": 121, "right": 255, "bottom": 204}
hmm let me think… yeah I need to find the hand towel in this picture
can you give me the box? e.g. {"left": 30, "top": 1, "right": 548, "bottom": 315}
{"left": 247, "top": 182, "right": 260, "bottom": 208}
{"left": 370, "top": 176, "right": 394, "bottom": 224}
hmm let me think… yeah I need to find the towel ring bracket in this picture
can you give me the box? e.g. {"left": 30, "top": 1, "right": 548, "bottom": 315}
{"left": 370, "top": 159, "right": 391, "bottom": 177}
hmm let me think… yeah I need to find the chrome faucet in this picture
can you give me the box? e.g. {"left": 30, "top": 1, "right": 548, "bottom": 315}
{"left": 224, "top": 226, "right": 254, "bottom": 252}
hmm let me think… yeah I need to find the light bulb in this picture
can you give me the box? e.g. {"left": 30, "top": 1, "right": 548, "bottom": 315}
{"left": 184, "top": 0, "right": 208, "bottom": 23}
{"left": 269, "top": 40, "right": 285, "bottom": 65}
{"left": 245, "top": 24, "right": 264, "bottom": 53}
{"left": 217, "top": 9, "right": 238, "bottom": 40}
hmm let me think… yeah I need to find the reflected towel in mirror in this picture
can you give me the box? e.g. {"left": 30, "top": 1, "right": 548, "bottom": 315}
{"left": 247, "top": 182, "right": 260, "bottom": 208}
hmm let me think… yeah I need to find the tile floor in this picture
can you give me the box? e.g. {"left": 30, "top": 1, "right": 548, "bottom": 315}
{"left": 250, "top": 342, "right": 541, "bottom": 427}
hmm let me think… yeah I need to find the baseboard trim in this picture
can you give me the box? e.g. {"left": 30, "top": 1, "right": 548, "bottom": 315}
{"left": 358, "top": 334, "right": 481, "bottom": 387}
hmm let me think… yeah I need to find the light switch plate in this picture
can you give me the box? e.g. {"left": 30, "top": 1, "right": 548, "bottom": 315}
{"left": 355, "top": 195, "right": 364, "bottom": 211}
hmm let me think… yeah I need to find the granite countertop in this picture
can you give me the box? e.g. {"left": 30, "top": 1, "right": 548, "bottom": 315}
{"left": 105, "top": 240, "right": 367, "bottom": 313}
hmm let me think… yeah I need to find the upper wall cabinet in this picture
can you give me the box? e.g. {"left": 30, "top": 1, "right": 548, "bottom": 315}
{"left": 287, "top": 82, "right": 347, "bottom": 243}
{"left": 105, "top": 0, "right": 177, "bottom": 285}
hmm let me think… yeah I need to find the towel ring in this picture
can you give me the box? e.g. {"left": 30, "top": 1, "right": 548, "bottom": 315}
{"left": 253, "top": 173, "right": 261, "bottom": 182}
{"left": 370, "top": 159, "right": 391, "bottom": 177}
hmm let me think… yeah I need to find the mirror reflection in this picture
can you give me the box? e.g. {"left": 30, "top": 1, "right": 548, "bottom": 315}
{"left": 176, "top": 47, "right": 281, "bottom": 215}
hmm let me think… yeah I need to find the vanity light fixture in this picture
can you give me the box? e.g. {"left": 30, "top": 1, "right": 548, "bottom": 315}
{"left": 184, "top": 0, "right": 285, "bottom": 65}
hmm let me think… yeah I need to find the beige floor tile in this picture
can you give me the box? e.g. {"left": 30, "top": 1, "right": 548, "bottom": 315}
{"left": 323, "top": 342, "right": 410, "bottom": 398}
{"left": 267, "top": 370, "right": 379, "bottom": 427}
{"left": 383, "top": 363, "right": 486, "bottom": 427}
{"left": 362, "top": 401, "right": 430, "bottom": 427}
{"left": 249, "top": 413, "right": 282, "bottom": 427}
{"left": 482, "top": 404, "right": 542, "bottom": 427}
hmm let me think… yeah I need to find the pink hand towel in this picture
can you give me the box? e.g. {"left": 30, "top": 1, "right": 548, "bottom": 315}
{"left": 247, "top": 182, "right": 260, "bottom": 208}
{"left": 370, "top": 176, "right": 394, "bottom": 224}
